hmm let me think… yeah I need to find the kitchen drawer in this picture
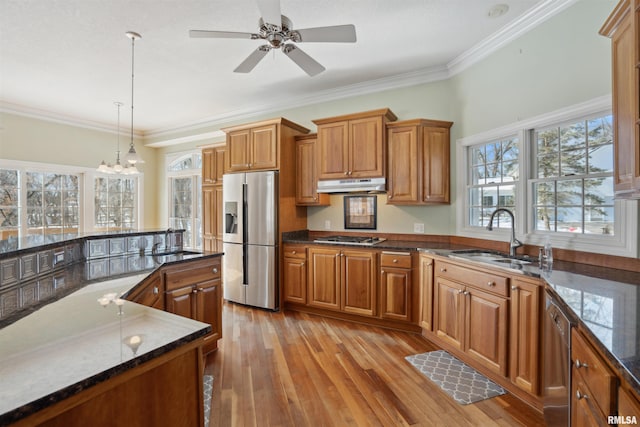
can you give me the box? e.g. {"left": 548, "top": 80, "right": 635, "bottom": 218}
{"left": 435, "top": 260, "right": 509, "bottom": 296}
{"left": 571, "top": 328, "right": 617, "bottom": 418}
{"left": 380, "top": 252, "right": 412, "bottom": 268}
{"left": 283, "top": 245, "right": 307, "bottom": 259}
{"left": 164, "top": 258, "right": 221, "bottom": 291}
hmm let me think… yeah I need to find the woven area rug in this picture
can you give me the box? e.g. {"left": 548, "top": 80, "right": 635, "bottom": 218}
{"left": 204, "top": 375, "right": 214, "bottom": 425}
{"left": 405, "top": 350, "right": 506, "bottom": 405}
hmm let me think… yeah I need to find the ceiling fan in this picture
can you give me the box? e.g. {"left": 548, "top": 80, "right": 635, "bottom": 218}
{"left": 189, "top": 0, "right": 356, "bottom": 76}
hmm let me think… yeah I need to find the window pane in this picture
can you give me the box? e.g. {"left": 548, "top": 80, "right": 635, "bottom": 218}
{"left": 1, "top": 188, "right": 19, "bottom": 207}
{"left": 485, "top": 143, "right": 501, "bottom": 163}
{"left": 26, "top": 172, "right": 42, "bottom": 189}
{"left": 502, "top": 160, "right": 519, "bottom": 182}
{"left": 560, "top": 121, "right": 587, "bottom": 150}
{"left": 587, "top": 116, "right": 613, "bottom": 147}
{"left": 469, "top": 187, "right": 481, "bottom": 207}
{"left": 588, "top": 144, "right": 613, "bottom": 173}
{"left": 537, "top": 128, "right": 559, "bottom": 154}
{"left": 485, "top": 163, "right": 500, "bottom": 183}
{"left": 471, "top": 146, "right": 484, "bottom": 166}
{"left": 557, "top": 179, "right": 582, "bottom": 206}
{"left": 0, "top": 170, "right": 18, "bottom": 186}
{"left": 471, "top": 165, "right": 484, "bottom": 185}
{"left": 585, "top": 206, "right": 614, "bottom": 235}
{"left": 501, "top": 139, "right": 519, "bottom": 161}
{"left": 560, "top": 148, "right": 587, "bottom": 175}
{"left": 534, "top": 182, "right": 555, "bottom": 206}
{"left": 44, "top": 173, "right": 61, "bottom": 190}
{"left": 497, "top": 184, "right": 515, "bottom": 207}
{"left": 557, "top": 207, "right": 582, "bottom": 233}
{"left": 537, "top": 154, "right": 559, "bottom": 178}
{"left": 469, "top": 207, "right": 483, "bottom": 227}
{"left": 585, "top": 177, "right": 613, "bottom": 205}
{"left": 0, "top": 208, "right": 19, "bottom": 227}
{"left": 535, "top": 206, "right": 556, "bottom": 231}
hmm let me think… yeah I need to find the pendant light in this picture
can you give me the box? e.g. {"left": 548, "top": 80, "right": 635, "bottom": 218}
{"left": 122, "top": 31, "right": 145, "bottom": 165}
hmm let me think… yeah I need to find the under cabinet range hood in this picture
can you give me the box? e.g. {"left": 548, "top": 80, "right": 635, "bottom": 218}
{"left": 317, "top": 177, "right": 386, "bottom": 193}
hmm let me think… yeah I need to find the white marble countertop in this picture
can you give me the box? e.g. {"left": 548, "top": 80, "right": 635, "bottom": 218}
{"left": 0, "top": 274, "right": 209, "bottom": 421}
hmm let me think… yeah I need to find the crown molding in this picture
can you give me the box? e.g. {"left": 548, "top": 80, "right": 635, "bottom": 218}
{"left": 447, "top": 0, "right": 580, "bottom": 76}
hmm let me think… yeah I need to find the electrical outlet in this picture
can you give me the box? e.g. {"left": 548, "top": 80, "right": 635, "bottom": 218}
{"left": 414, "top": 223, "right": 425, "bottom": 233}
{"left": 324, "top": 220, "right": 331, "bottom": 230}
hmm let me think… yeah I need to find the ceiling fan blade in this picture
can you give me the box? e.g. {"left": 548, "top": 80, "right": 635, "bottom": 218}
{"left": 293, "top": 24, "right": 357, "bottom": 43}
{"left": 234, "top": 46, "right": 270, "bottom": 73}
{"left": 256, "top": 0, "right": 282, "bottom": 27}
{"left": 282, "top": 45, "right": 325, "bottom": 76}
{"left": 189, "top": 30, "right": 257, "bottom": 39}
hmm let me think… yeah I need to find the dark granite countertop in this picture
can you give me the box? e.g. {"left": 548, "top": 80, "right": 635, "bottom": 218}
{"left": 282, "top": 231, "right": 640, "bottom": 395}
{"left": 0, "top": 245, "right": 222, "bottom": 425}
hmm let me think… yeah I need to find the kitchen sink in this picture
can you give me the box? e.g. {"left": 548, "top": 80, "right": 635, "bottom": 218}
{"left": 449, "top": 249, "right": 534, "bottom": 269}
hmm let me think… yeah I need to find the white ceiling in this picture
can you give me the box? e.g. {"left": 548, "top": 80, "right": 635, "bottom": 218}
{"left": 0, "top": 0, "right": 573, "bottom": 138}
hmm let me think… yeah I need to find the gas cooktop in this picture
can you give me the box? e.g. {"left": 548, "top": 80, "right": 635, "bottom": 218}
{"left": 313, "top": 235, "right": 387, "bottom": 246}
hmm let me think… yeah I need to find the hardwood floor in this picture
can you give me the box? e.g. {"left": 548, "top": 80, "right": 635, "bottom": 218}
{"left": 204, "top": 302, "right": 545, "bottom": 427}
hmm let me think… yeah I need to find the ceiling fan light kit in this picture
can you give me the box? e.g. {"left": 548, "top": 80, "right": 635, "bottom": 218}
{"left": 189, "top": 0, "right": 356, "bottom": 76}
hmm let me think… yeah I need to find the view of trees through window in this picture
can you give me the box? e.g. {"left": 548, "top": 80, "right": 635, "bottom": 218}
{"left": 468, "top": 137, "right": 519, "bottom": 228}
{"left": 94, "top": 176, "right": 137, "bottom": 230}
{"left": 167, "top": 152, "right": 202, "bottom": 249}
{"left": 532, "top": 114, "right": 614, "bottom": 235}
{"left": 0, "top": 169, "right": 19, "bottom": 238}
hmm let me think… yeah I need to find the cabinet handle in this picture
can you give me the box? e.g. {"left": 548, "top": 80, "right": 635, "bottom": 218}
{"left": 575, "top": 359, "right": 589, "bottom": 369}
{"left": 440, "top": 267, "right": 446, "bottom": 272}
{"left": 388, "top": 195, "right": 393, "bottom": 200}
{"left": 463, "top": 291, "right": 470, "bottom": 296}
{"left": 393, "top": 259, "right": 398, "bottom": 263}
{"left": 153, "top": 286, "right": 159, "bottom": 295}
{"left": 381, "top": 270, "right": 385, "bottom": 274}
{"left": 511, "top": 285, "right": 518, "bottom": 291}
{"left": 193, "top": 289, "right": 199, "bottom": 294}
{"left": 457, "top": 289, "right": 464, "bottom": 294}
{"left": 212, "top": 267, "right": 219, "bottom": 274}
{"left": 487, "top": 281, "right": 495, "bottom": 287}
{"left": 344, "top": 171, "right": 349, "bottom": 175}
{"left": 301, "top": 262, "right": 305, "bottom": 267}
{"left": 576, "top": 390, "right": 588, "bottom": 400}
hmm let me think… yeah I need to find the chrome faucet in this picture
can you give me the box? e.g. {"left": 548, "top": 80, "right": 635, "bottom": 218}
{"left": 486, "top": 208, "right": 522, "bottom": 257}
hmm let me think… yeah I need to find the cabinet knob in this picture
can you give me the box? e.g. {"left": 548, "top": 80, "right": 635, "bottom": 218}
{"left": 575, "top": 390, "right": 588, "bottom": 400}
{"left": 193, "top": 289, "right": 199, "bottom": 294}
{"left": 153, "top": 286, "right": 159, "bottom": 295}
{"left": 458, "top": 289, "right": 464, "bottom": 294}
{"left": 511, "top": 285, "right": 518, "bottom": 291}
{"left": 440, "top": 267, "right": 446, "bottom": 272}
{"left": 344, "top": 171, "right": 349, "bottom": 175}
{"left": 487, "top": 281, "right": 495, "bottom": 287}
{"left": 463, "top": 291, "right": 470, "bottom": 296}
{"left": 426, "top": 195, "right": 430, "bottom": 199}
{"left": 575, "top": 359, "right": 589, "bottom": 369}
{"left": 388, "top": 195, "right": 393, "bottom": 200}
{"left": 313, "top": 197, "right": 317, "bottom": 201}
{"left": 393, "top": 259, "right": 398, "bottom": 263}
{"left": 212, "top": 267, "right": 219, "bottom": 274}
{"left": 301, "top": 262, "right": 305, "bottom": 267}
{"left": 292, "top": 250, "right": 296, "bottom": 254}
{"left": 381, "top": 270, "right": 385, "bottom": 274}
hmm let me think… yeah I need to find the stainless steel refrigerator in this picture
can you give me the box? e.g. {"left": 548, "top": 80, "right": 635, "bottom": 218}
{"left": 222, "top": 171, "right": 278, "bottom": 310}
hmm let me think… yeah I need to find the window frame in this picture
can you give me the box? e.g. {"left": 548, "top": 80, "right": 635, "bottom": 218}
{"left": 456, "top": 96, "right": 637, "bottom": 258}
{"left": 166, "top": 150, "right": 202, "bottom": 250}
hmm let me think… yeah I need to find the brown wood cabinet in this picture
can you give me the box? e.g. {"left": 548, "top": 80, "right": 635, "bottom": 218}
{"left": 164, "top": 257, "right": 223, "bottom": 354}
{"left": 434, "top": 260, "right": 509, "bottom": 376}
{"left": 307, "top": 246, "right": 377, "bottom": 316}
{"left": 283, "top": 244, "right": 307, "bottom": 304}
{"left": 202, "top": 145, "right": 225, "bottom": 252}
{"left": 509, "top": 277, "right": 542, "bottom": 395}
{"left": 379, "top": 251, "right": 412, "bottom": 322}
{"left": 386, "top": 119, "right": 453, "bottom": 205}
{"left": 313, "top": 108, "right": 397, "bottom": 180}
{"left": 618, "top": 386, "right": 640, "bottom": 422}
{"left": 295, "top": 134, "right": 329, "bottom": 206}
{"left": 601, "top": 0, "right": 640, "bottom": 198}
{"left": 571, "top": 328, "right": 618, "bottom": 425}
{"left": 126, "top": 271, "right": 164, "bottom": 309}
{"left": 202, "top": 145, "right": 226, "bottom": 185}
{"left": 225, "top": 124, "right": 278, "bottom": 172}
{"left": 418, "top": 253, "right": 434, "bottom": 332}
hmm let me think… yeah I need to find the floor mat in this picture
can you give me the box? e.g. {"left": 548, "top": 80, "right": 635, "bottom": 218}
{"left": 405, "top": 350, "right": 506, "bottom": 405}
{"left": 204, "top": 375, "right": 213, "bottom": 425}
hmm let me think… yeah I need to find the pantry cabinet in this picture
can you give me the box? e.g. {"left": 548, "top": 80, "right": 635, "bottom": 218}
{"left": 313, "top": 108, "right": 397, "bottom": 180}
{"left": 386, "top": 119, "right": 453, "bottom": 205}
{"left": 295, "top": 134, "right": 329, "bottom": 206}
{"left": 202, "top": 145, "right": 225, "bottom": 252}
{"left": 600, "top": 0, "right": 640, "bottom": 198}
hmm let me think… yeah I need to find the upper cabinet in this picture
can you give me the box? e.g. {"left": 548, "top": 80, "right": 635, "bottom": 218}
{"left": 600, "top": 0, "right": 640, "bottom": 198}
{"left": 295, "top": 134, "right": 330, "bottom": 206}
{"left": 312, "top": 108, "right": 397, "bottom": 180}
{"left": 202, "top": 145, "right": 226, "bottom": 185}
{"left": 222, "top": 118, "right": 310, "bottom": 173}
{"left": 386, "top": 119, "right": 453, "bottom": 205}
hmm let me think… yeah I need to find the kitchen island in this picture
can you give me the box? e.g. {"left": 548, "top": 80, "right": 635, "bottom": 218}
{"left": 0, "top": 230, "right": 223, "bottom": 426}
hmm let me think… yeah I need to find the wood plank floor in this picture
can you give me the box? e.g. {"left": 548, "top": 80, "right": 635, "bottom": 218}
{"left": 204, "top": 302, "right": 545, "bottom": 427}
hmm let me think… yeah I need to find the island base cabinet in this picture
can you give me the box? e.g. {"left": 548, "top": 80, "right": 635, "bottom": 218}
{"left": 11, "top": 343, "right": 205, "bottom": 427}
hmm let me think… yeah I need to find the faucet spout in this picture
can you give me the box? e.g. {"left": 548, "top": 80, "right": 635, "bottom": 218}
{"left": 486, "top": 208, "right": 522, "bottom": 257}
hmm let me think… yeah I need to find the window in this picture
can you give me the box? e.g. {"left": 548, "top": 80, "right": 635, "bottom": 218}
{"left": 94, "top": 176, "right": 138, "bottom": 231}
{"left": 167, "top": 152, "right": 202, "bottom": 249}
{"left": 26, "top": 172, "right": 80, "bottom": 235}
{"left": 468, "top": 137, "right": 519, "bottom": 228}
{"left": 0, "top": 169, "right": 19, "bottom": 239}
{"left": 457, "top": 97, "right": 635, "bottom": 257}
{"left": 531, "top": 114, "right": 614, "bottom": 235}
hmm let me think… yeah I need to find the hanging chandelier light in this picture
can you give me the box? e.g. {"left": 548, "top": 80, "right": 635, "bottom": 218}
{"left": 122, "top": 30, "right": 144, "bottom": 166}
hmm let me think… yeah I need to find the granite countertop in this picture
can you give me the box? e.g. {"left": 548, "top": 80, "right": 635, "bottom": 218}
{"left": 282, "top": 231, "right": 640, "bottom": 395}
{"left": 0, "top": 250, "right": 222, "bottom": 425}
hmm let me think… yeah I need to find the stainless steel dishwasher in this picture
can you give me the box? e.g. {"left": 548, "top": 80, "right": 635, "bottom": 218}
{"left": 543, "top": 289, "right": 574, "bottom": 427}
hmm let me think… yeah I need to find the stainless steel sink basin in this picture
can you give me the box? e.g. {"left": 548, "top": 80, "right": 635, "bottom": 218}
{"left": 492, "top": 258, "right": 532, "bottom": 265}
{"left": 449, "top": 249, "right": 534, "bottom": 269}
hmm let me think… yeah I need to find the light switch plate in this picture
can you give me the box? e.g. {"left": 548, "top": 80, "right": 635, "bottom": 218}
{"left": 324, "top": 220, "right": 331, "bottom": 230}
{"left": 414, "top": 223, "right": 425, "bottom": 233}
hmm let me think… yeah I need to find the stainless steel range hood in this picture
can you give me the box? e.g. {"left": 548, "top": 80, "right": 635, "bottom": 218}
{"left": 317, "top": 177, "right": 386, "bottom": 193}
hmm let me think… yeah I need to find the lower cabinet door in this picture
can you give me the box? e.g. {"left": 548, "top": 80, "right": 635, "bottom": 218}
{"left": 284, "top": 257, "right": 307, "bottom": 304}
{"left": 166, "top": 286, "right": 195, "bottom": 318}
{"left": 341, "top": 250, "right": 377, "bottom": 317}
{"left": 380, "top": 267, "right": 411, "bottom": 322}
{"left": 196, "top": 278, "right": 222, "bottom": 342}
{"left": 434, "top": 277, "right": 465, "bottom": 351}
{"left": 465, "top": 287, "right": 508, "bottom": 376}
{"left": 308, "top": 247, "right": 341, "bottom": 311}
